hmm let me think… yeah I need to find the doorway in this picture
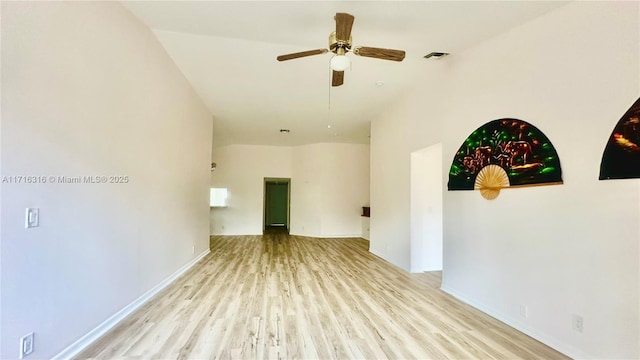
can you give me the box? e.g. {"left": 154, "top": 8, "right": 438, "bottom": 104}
{"left": 263, "top": 178, "right": 291, "bottom": 233}
{"left": 410, "top": 143, "right": 443, "bottom": 273}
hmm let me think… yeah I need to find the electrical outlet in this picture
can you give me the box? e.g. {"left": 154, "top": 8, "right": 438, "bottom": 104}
{"left": 519, "top": 304, "right": 528, "bottom": 319}
{"left": 191, "top": 245, "right": 195, "bottom": 254}
{"left": 19, "top": 332, "right": 34, "bottom": 359}
{"left": 572, "top": 314, "right": 584, "bottom": 333}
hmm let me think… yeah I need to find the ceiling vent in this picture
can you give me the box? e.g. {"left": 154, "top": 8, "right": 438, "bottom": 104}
{"left": 424, "top": 52, "right": 450, "bottom": 59}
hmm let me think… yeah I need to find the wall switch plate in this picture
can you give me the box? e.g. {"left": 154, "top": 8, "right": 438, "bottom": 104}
{"left": 25, "top": 208, "right": 39, "bottom": 228}
{"left": 519, "top": 304, "right": 528, "bottom": 319}
{"left": 19, "top": 332, "right": 34, "bottom": 358}
{"left": 572, "top": 314, "right": 584, "bottom": 333}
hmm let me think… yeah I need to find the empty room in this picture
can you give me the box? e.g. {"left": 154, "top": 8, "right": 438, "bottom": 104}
{"left": 1, "top": 1, "right": 638, "bottom": 359}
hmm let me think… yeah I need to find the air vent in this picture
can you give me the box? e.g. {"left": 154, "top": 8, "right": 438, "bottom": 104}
{"left": 424, "top": 52, "right": 450, "bottom": 59}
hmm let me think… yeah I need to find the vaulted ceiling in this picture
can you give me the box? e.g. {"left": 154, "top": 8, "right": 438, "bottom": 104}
{"left": 122, "top": 1, "right": 568, "bottom": 147}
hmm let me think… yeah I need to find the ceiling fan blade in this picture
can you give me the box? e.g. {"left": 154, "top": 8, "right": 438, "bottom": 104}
{"left": 332, "top": 70, "right": 344, "bottom": 87}
{"left": 277, "top": 49, "right": 328, "bottom": 61}
{"left": 335, "top": 13, "right": 355, "bottom": 42}
{"left": 354, "top": 46, "right": 406, "bottom": 62}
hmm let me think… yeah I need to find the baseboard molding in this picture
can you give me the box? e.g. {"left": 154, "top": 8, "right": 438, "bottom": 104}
{"left": 368, "top": 248, "right": 411, "bottom": 272}
{"left": 410, "top": 266, "right": 442, "bottom": 273}
{"left": 210, "top": 232, "right": 262, "bottom": 236}
{"left": 440, "top": 283, "right": 588, "bottom": 360}
{"left": 289, "top": 232, "right": 362, "bottom": 239}
{"left": 320, "top": 234, "right": 362, "bottom": 239}
{"left": 369, "top": 247, "right": 385, "bottom": 260}
{"left": 51, "top": 249, "right": 211, "bottom": 360}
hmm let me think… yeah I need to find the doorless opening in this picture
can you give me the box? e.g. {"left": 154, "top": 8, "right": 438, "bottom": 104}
{"left": 263, "top": 178, "right": 291, "bottom": 233}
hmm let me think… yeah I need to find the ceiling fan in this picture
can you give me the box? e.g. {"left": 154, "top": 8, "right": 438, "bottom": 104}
{"left": 276, "top": 13, "right": 406, "bottom": 87}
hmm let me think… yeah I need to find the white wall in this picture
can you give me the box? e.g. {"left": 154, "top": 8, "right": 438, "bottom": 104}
{"left": 370, "top": 81, "right": 444, "bottom": 269}
{"left": 211, "top": 143, "right": 369, "bottom": 238}
{"left": 290, "top": 144, "right": 323, "bottom": 236}
{"left": 318, "top": 143, "right": 370, "bottom": 237}
{"left": 370, "top": 2, "right": 638, "bottom": 359}
{"left": 291, "top": 143, "right": 370, "bottom": 237}
{"left": 410, "top": 144, "right": 443, "bottom": 273}
{"left": 1, "top": 2, "right": 212, "bottom": 358}
{"left": 210, "top": 145, "right": 293, "bottom": 235}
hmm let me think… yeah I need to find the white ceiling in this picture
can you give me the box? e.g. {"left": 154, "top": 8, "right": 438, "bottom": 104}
{"left": 122, "top": 1, "right": 569, "bottom": 147}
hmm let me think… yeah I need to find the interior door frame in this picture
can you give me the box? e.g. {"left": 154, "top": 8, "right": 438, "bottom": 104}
{"left": 263, "top": 177, "right": 291, "bottom": 232}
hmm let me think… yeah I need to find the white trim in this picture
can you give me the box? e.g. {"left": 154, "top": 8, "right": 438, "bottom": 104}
{"left": 288, "top": 232, "right": 362, "bottom": 239}
{"left": 440, "top": 283, "right": 589, "bottom": 360}
{"left": 210, "top": 232, "right": 262, "bottom": 236}
{"left": 369, "top": 247, "right": 385, "bottom": 260}
{"left": 410, "top": 266, "right": 442, "bottom": 273}
{"left": 319, "top": 234, "right": 362, "bottom": 239}
{"left": 51, "top": 249, "right": 211, "bottom": 360}
{"left": 368, "top": 248, "right": 411, "bottom": 272}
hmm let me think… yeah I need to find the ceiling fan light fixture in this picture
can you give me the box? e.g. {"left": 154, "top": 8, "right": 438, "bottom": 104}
{"left": 330, "top": 54, "right": 350, "bottom": 71}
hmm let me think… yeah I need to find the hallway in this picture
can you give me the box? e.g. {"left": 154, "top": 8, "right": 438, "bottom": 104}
{"left": 78, "top": 233, "right": 567, "bottom": 359}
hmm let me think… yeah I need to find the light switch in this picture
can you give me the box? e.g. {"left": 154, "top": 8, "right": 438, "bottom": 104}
{"left": 25, "top": 208, "right": 39, "bottom": 228}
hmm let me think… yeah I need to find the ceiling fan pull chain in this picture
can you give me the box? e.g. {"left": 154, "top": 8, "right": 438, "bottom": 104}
{"left": 328, "top": 66, "right": 332, "bottom": 112}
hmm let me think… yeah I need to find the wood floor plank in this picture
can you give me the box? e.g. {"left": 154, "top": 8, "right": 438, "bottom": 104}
{"left": 76, "top": 232, "right": 569, "bottom": 360}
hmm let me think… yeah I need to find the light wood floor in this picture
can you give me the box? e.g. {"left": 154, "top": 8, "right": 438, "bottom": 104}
{"left": 78, "top": 232, "right": 569, "bottom": 359}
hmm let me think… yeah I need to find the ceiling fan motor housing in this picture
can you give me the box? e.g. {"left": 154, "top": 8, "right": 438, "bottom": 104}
{"left": 329, "top": 31, "right": 352, "bottom": 54}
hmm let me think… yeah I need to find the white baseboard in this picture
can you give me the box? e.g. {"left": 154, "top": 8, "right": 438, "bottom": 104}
{"left": 368, "top": 248, "right": 411, "bottom": 272}
{"left": 51, "top": 249, "right": 211, "bottom": 360}
{"left": 369, "top": 247, "right": 385, "bottom": 259}
{"left": 410, "top": 265, "right": 443, "bottom": 273}
{"left": 289, "top": 232, "right": 362, "bottom": 239}
{"left": 320, "top": 234, "right": 362, "bottom": 238}
{"left": 440, "top": 283, "right": 588, "bottom": 360}
{"left": 210, "top": 232, "right": 262, "bottom": 236}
